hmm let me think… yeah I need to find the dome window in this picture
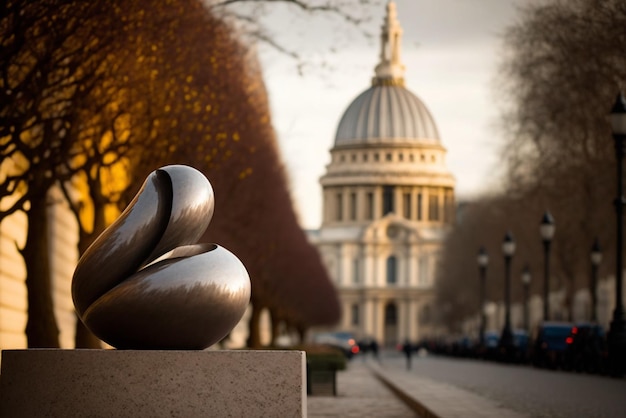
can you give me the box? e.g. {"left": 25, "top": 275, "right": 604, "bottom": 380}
{"left": 428, "top": 192, "right": 439, "bottom": 221}
{"left": 417, "top": 192, "right": 423, "bottom": 221}
{"left": 386, "top": 153, "right": 392, "bottom": 161}
{"left": 374, "top": 153, "right": 380, "bottom": 162}
{"left": 336, "top": 192, "right": 343, "bottom": 221}
{"left": 340, "top": 155, "right": 346, "bottom": 162}
{"left": 383, "top": 186, "right": 395, "bottom": 214}
{"left": 363, "top": 153, "right": 369, "bottom": 162}
{"left": 399, "top": 153, "right": 404, "bottom": 161}
{"left": 351, "top": 154, "right": 357, "bottom": 162}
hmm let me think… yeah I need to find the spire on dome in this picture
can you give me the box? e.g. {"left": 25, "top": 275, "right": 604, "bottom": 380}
{"left": 373, "top": 1, "right": 405, "bottom": 86}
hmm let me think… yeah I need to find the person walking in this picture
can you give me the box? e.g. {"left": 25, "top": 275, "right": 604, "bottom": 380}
{"left": 402, "top": 339, "right": 413, "bottom": 370}
{"left": 370, "top": 339, "right": 380, "bottom": 362}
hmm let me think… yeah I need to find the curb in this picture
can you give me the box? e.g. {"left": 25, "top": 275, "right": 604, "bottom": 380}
{"left": 371, "top": 369, "right": 442, "bottom": 418}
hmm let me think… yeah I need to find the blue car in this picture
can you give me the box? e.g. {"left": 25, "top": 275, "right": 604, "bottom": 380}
{"left": 531, "top": 322, "right": 574, "bottom": 369}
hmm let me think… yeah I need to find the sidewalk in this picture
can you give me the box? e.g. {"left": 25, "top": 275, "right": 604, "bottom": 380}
{"left": 308, "top": 356, "right": 529, "bottom": 418}
{"left": 307, "top": 360, "right": 418, "bottom": 417}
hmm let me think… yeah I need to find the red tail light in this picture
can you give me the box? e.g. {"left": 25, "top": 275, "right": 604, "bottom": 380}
{"left": 571, "top": 327, "right": 578, "bottom": 335}
{"left": 566, "top": 337, "right": 573, "bottom": 344}
{"left": 351, "top": 346, "right": 360, "bottom": 354}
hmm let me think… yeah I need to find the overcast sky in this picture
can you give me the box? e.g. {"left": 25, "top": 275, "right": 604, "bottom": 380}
{"left": 240, "top": 0, "right": 529, "bottom": 229}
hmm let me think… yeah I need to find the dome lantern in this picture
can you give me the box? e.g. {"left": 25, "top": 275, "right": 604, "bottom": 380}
{"left": 373, "top": 1, "right": 406, "bottom": 87}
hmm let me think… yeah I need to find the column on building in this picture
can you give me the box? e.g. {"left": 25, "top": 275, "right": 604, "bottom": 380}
{"left": 364, "top": 297, "right": 375, "bottom": 338}
{"left": 342, "top": 299, "right": 352, "bottom": 329}
{"left": 369, "top": 298, "right": 381, "bottom": 342}
{"left": 322, "top": 189, "right": 329, "bottom": 224}
{"left": 416, "top": 187, "right": 423, "bottom": 222}
{"left": 376, "top": 250, "right": 387, "bottom": 288}
{"left": 401, "top": 244, "right": 411, "bottom": 286}
{"left": 409, "top": 245, "right": 419, "bottom": 287}
{"left": 364, "top": 244, "right": 375, "bottom": 287}
{"left": 334, "top": 243, "right": 343, "bottom": 286}
{"left": 373, "top": 185, "right": 383, "bottom": 220}
{"left": 398, "top": 298, "right": 410, "bottom": 342}
{"left": 410, "top": 186, "right": 417, "bottom": 221}
{"left": 340, "top": 243, "right": 352, "bottom": 287}
{"left": 355, "top": 187, "right": 363, "bottom": 221}
{"left": 393, "top": 185, "right": 401, "bottom": 216}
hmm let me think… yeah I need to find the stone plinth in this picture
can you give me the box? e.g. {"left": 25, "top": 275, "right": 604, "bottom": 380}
{"left": 0, "top": 349, "right": 306, "bottom": 418}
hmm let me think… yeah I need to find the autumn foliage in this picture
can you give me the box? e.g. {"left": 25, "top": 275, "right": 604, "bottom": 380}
{"left": 0, "top": 0, "right": 340, "bottom": 347}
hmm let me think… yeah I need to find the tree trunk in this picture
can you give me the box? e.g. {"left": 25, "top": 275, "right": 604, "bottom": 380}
{"left": 246, "top": 302, "right": 262, "bottom": 348}
{"left": 22, "top": 194, "right": 60, "bottom": 348}
{"left": 296, "top": 324, "right": 307, "bottom": 345}
{"left": 566, "top": 277, "right": 574, "bottom": 322}
{"left": 73, "top": 201, "right": 107, "bottom": 349}
{"left": 269, "top": 310, "right": 281, "bottom": 346}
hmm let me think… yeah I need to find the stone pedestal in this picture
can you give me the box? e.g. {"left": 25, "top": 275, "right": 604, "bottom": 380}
{"left": 0, "top": 349, "right": 306, "bottom": 418}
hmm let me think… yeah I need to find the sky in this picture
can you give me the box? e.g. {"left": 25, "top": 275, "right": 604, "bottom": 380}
{"left": 243, "top": 0, "right": 528, "bottom": 229}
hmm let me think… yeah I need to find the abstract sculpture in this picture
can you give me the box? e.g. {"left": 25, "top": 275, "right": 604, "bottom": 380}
{"left": 72, "top": 165, "right": 251, "bottom": 349}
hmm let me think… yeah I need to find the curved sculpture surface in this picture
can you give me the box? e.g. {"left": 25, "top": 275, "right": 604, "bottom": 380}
{"left": 72, "top": 165, "right": 251, "bottom": 349}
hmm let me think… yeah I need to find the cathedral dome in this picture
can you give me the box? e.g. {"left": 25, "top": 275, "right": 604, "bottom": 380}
{"left": 334, "top": 85, "right": 440, "bottom": 146}
{"left": 333, "top": 1, "right": 440, "bottom": 147}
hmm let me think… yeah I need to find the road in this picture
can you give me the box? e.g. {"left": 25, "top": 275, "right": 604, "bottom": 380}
{"left": 374, "top": 351, "right": 626, "bottom": 418}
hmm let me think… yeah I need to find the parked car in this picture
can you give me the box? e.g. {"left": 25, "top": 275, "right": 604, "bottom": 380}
{"left": 530, "top": 321, "right": 574, "bottom": 369}
{"left": 511, "top": 329, "right": 530, "bottom": 363}
{"left": 478, "top": 329, "right": 528, "bottom": 363}
{"left": 476, "top": 331, "right": 500, "bottom": 360}
{"left": 449, "top": 336, "right": 474, "bottom": 358}
{"left": 563, "top": 322, "right": 607, "bottom": 374}
{"left": 312, "top": 332, "right": 360, "bottom": 359}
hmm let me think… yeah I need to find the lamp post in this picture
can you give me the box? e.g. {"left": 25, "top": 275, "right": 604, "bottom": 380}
{"left": 522, "top": 264, "right": 531, "bottom": 332}
{"left": 500, "top": 232, "right": 516, "bottom": 352}
{"left": 609, "top": 92, "right": 626, "bottom": 376}
{"left": 590, "top": 238, "right": 602, "bottom": 323}
{"left": 540, "top": 211, "right": 555, "bottom": 321}
{"left": 477, "top": 247, "right": 489, "bottom": 346}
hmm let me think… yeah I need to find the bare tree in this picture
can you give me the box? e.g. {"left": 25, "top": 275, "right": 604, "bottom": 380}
{"left": 435, "top": 0, "right": 626, "bottom": 330}
{"left": 496, "top": 0, "right": 626, "bottom": 317}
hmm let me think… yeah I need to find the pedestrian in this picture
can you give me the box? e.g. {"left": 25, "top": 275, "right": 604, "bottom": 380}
{"left": 402, "top": 339, "right": 413, "bottom": 370}
{"left": 370, "top": 339, "right": 380, "bottom": 362}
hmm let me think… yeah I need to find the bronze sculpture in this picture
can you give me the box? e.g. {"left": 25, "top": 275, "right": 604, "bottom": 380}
{"left": 72, "top": 165, "right": 251, "bottom": 349}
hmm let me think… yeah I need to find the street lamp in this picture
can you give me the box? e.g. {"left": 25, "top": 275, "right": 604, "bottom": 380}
{"left": 477, "top": 247, "right": 489, "bottom": 346}
{"left": 500, "top": 232, "right": 516, "bottom": 352}
{"left": 522, "top": 264, "right": 531, "bottom": 332}
{"left": 609, "top": 92, "right": 626, "bottom": 376}
{"left": 540, "top": 211, "right": 555, "bottom": 321}
{"left": 590, "top": 238, "right": 602, "bottom": 323}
